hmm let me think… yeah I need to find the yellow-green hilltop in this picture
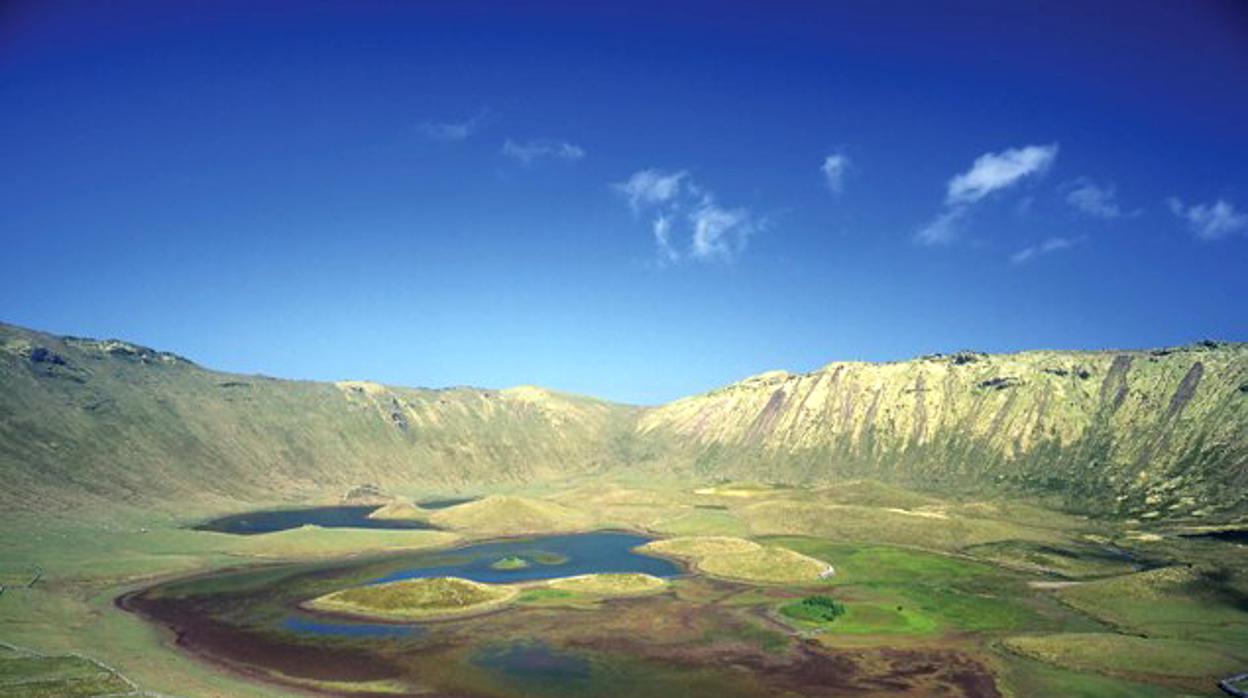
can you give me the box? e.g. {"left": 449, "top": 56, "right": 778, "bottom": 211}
{"left": 2, "top": 321, "right": 1246, "bottom": 519}
{"left": 305, "top": 572, "right": 670, "bottom": 621}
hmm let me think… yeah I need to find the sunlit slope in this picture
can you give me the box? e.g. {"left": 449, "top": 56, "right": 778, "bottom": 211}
{"left": 639, "top": 346, "right": 1248, "bottom": 517}
{"left": 4, "top": 321, "right": 1246, "bottom": 519}
{"left": 0, "top": 323, "right": 637, "bottom": 512}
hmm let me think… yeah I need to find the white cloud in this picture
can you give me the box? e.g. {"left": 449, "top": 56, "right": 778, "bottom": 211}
{"left": 613, "top": 169, "right": 688, "bottom": 213}
{"left": 947, "top": 144, "right": 1058, "bottom": 205}
{"left": 652, "top": 216, "right": 679, "bottom": 264}
{"left": 501, "top": 138, "right": 585, "bottom": 164}
{"left": 917, "top": 142, "right": 1058, "bottom": 246}
{"left": 1010, "top": 236, "right": 1081, "bottom": 264}
{"left": 1065, "top": 178, "right": 1124, "bottom": 219}
{"left": 821, "top": 154, "right": 850, "bottom": 194}
{"left": 614, "top": 168, "right": 760, "bottom": 264}
{"left": 915, "top": 207, "right": 968, "bottom": 246}
{"left": 1167, "top": 197, "right": 1248, "bottom": 241}
{"left": 415, "top": 112, "right": 486, "bottom": 142}
{"left": 690, "top": 203, "right": 756, "bottom": 261}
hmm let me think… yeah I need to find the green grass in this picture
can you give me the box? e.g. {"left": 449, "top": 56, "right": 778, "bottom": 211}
{"left": 1002, "top": 633, "right": 1243, "bottom": 680}
{"left": 516, "top": 588, "right": 575, "bottom": 603}
{"left": 0, "top": 646, "right": 133, "bottom": 698}
{"left": 767, "top": 537, "right": 1091, "bottom": 636}
{"left": 778, "top": 595, "right": 845, "bottom": 624}
{"left": 1056, "top": 565, "right": 1248, "bottom": 645}
{"left": 543, "top": 573, "right": 668, "bottom": 597}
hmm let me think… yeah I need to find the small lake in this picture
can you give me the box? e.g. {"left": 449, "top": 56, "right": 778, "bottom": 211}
{"left": 193, "top": 505, "right": 438, "bottom": 535}
{"left": 371, "top": 532, "right": 680, "bottom": 585}
{"left": 417, "top": 497, "right": 478, "bottom": 509}
{"left": 1182, "top": 529, "right": 1248, "bottom": 543}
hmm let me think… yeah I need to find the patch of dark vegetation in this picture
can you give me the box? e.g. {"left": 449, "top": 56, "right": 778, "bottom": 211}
{"left": 1100, "top": 354, "right": 1133, "bottom": 411}
{"left": 780, "top": 595, "right": 846, "bottom": 624}
{"left": 1238, "top": 383, "right": 1248, "bottom": 394}
{"left": 342, "top": 484, "right": 388, "bottom": 505}
{"left": 918, "top": 350, "right": 984, "bottom": 365}
{"left": 951, "top": 351, "right": 985, "bottom": 365}
{"left": 977, "top": 377, "right": 1021, "bottom": 391}
{"left": 1164, "top": 362, "right": 1203, "bottom": 421}
{"left": 81, "top": 397, "right": 113, "bottom": 412}
{"left": 1041, "top": 367, "right": 1068, "bottom": 377}
{"left": 388, "top": 398, "right": 409, "bottom": 431}
{"left": 745, "top": 389, "right": 788, "bottom": 444}
{"left": 65, "top": 337, "right": 189, "bottom": 365}
{"left": 217, "top": 380, "right": 250, "bottom": 388}
{"left": 26, "top": 346, "right": 68, "bottom": 365}
{"left": 695, "top": 504, "right": 729, "bottom": 510}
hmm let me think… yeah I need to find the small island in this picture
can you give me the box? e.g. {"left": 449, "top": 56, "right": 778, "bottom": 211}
{"left": 490, "top": 555, "right": 531, "bottom": 570}
{"left": 306, "top": 577, "right": 519, "bottom": 621}
{"left": 304, "top": 573, "right": 671, "bottom": 622}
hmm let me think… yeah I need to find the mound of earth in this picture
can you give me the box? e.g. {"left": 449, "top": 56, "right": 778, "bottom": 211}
{"left": 367, "top": 501, "right": 430, "bottom": 521}
{"left": 641, "top": 536, "right": 830, "bottom": 585}
{"left": 428, "top": 495, "right": 593, "bottom": 535}
{"left": 543, "top": 573, "right": 668, "bottom": 596}
{"left": 639, "top": 536, "right": 762, "bottom": 558}
{"left": 306, "top": 576, "right": 518, "bottom": 621}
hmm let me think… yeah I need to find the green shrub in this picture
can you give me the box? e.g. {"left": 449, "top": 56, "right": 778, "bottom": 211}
{"left": 780, "top": 595, "right": 846, "bottom": 624}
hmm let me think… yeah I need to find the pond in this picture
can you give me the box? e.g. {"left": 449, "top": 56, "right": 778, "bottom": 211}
{"left": 192, "top": 505, "right": 439, "bottom": 534}
{"left": 416, "top": 496, "right": 478, "bottom": 509}
{"left": 1181, "top": 528, "right": 1248, "bottom": 543}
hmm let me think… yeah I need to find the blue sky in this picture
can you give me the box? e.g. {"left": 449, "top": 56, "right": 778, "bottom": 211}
{"left": 2, "top": 1, "right": 1246, "bottom": 404}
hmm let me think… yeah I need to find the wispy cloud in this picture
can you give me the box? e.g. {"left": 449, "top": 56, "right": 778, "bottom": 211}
{"left": 501, "top": 138, "right": 585, "bottom": 164}
{"left": 917, "top": 143, "right": 1058, "bottom": 246}
{"left": 1167, "top": 197, "right": 1248, "bottom": 241}
{"left": 915, "top": 208, "right": 968, "bottom": 246}
{"left": 1010, "top": 236, "right": 1082, "bottom": 264}
{"left": 652, "top": 215, "right": 679, "bottom": 263}
{"left": 614, "top": 169, "right": 689, "bottom": 213}
{"left": 821, "top": 153, "right": 850, "bottom": 194}
{"left": 415, "top": 111, "right": 487, "bottom": 142}
{"left": 1065, "top": 178, "right": 1129, "bottom": 219}
{"left": 947, "top": 144, "right": 1058, "bottom": 205}
{"left": 690, "top": 203, "right": 758, "bottom": 261}
{"left": 614, "top": 168, "right": 761, "bottom": 264}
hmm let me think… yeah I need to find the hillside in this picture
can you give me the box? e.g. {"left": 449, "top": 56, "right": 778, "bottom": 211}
{"left": 2, "top": 321, "right": 1246, "bottom": 519}
{"left": 640, "top": 346, "right": 1248, "bottom": 518}
{"left": 0, "top": 323, "right": 638, "bottom": 513}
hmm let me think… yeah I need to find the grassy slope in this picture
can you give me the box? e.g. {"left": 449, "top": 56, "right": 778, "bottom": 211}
{"left": 0, "top": 322, "right": 638, "bottom": 514}
{"left": 640, "top": 344, "right": 1248, "bottom": 518}
{"left": 5, "top": 321, "right": 1247, "bottom": 520}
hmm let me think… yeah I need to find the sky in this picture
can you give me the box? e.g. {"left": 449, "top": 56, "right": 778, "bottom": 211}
{"left": 2, "top": 1, "right": 1246, "bottom": 405}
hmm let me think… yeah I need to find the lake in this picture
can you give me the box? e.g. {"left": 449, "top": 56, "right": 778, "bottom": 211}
{"left": 192, "top": 505, "right": 438, "bottom": 534}
{"left": 370, "top": 531, "right": 680, "bottom": 584}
